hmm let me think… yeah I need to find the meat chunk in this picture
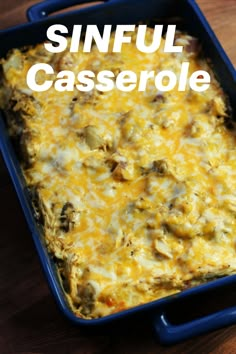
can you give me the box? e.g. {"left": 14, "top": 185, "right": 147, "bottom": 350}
{"left": 60, "top": 202, "right": 78, "bottom": 232}
{"left": 185, "top": 37, "right": 201, "bottom": 57}
{"left": 152, "top": 160, "right": 169, "bottom": 175}
{"left": 27, "top": 184, "right": 45, "bottom": 224}
{"left": 76, "top": 283, "right": 95, "bottom": 316}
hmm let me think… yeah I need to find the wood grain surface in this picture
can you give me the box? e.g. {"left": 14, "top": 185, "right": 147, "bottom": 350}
{"left": 0, "top": 1, "right": 236, "bottom": 353}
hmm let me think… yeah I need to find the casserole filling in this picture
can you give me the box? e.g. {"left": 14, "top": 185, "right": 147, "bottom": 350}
{"left": 1, "top": 28, "right": 236, "bottom": 318}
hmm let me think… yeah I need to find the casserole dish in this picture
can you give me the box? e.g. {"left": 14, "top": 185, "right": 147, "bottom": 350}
{"left": 1, "top": 0, "right": 236, "bottom": 344}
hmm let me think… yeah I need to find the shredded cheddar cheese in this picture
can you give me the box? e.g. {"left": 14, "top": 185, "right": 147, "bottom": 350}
{"left": 1, "top": 28, "right": 236, "bottom": 319}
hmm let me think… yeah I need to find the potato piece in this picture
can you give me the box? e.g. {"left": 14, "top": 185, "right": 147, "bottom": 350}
{"left": 107, "top": 152, "right": 135, "bottom": 181}
{"left": 167, "top": 221, "right": 196, "bottom": 239}
{"left": 112, "top": 161, "right": 134, "bottom": 181}
{"left": 84, "top": 125, "right": 104, "bottom": 150}
{"left": 153, "top": 239, "right": 173, "bottom": 259}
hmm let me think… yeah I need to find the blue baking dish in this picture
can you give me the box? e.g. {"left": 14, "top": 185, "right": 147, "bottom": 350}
{"left": 1, "top": 0, "right": 236, "bottom": 345}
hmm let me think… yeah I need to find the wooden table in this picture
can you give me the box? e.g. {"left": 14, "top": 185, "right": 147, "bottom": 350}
{"left": 0, "top": 1, "right": 236, "bottom": 353}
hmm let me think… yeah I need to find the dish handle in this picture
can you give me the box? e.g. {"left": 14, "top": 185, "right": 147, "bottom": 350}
{"left": 27, "top": 0, "right": 113, "bottom": 22}
{"left": 154, "top": 306, "right": 236, "bottom": 344}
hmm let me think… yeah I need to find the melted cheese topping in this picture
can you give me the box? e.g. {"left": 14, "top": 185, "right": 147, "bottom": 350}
{"left": 1, "top": 28, "right": 236, "bottom": 319}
